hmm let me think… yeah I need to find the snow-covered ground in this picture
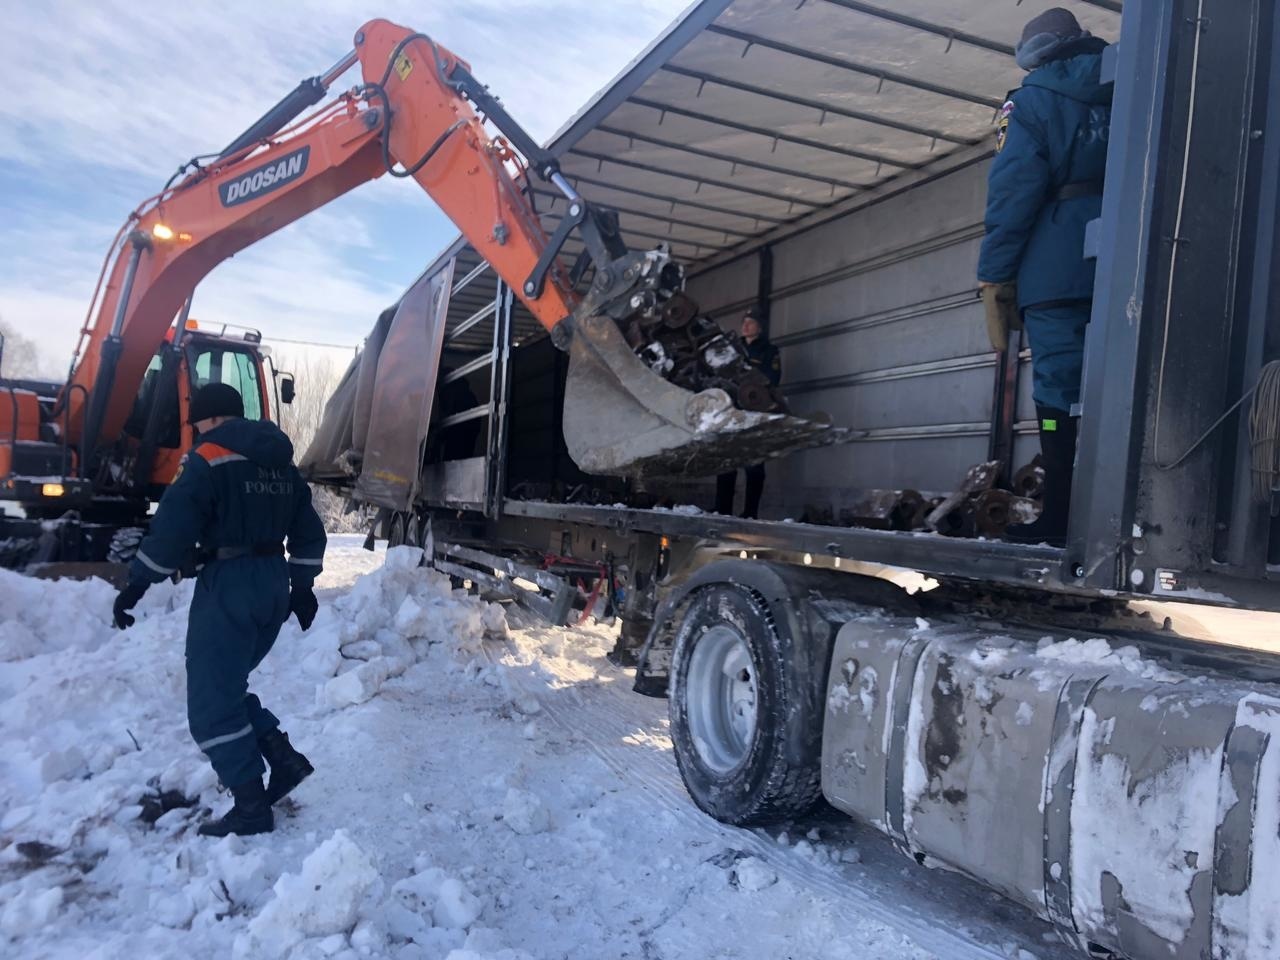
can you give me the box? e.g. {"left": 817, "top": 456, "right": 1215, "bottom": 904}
{"left": 4, "top": 538, "right": 1096, "bottom": 960}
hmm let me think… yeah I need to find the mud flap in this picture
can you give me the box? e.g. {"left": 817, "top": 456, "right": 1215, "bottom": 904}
{"left": 561, "top": 309, "right": 857, "bottom": 478}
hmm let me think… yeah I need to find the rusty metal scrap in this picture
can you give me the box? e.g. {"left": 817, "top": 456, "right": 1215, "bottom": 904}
{"left": 805, "top": 488, "right": 932, "bottom": 531}
{"left": 808, "top": 461, "right": 1044, "bottom": 540}
{"left": 971, "top": 489, "right": 1039, "bottom": 537}
{"left": 1012, "top": 455, "right": 1045, "bottom": 501}
{"left": 624, "top": 291, "right": 784, "bottom": 414}
{"left": 926, "top": 460, "right": 1000, "bottom": 533}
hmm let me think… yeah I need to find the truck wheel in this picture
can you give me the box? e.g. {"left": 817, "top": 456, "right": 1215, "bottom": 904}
{"left": 404, "top": 512, "right": 422, "bottom": 549}
{"left": 669, "top": 585, "right": 825, "bottom": 825}
{"left": 387, "top": 512, "right": 407, "bottom": 548}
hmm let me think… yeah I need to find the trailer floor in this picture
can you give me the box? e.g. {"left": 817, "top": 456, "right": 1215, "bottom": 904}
{"left": 1, "top": 537, "right": 1080, "bottom": 959}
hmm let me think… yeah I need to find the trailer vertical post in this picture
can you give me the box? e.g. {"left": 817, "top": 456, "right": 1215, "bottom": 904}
{"left": 486, "top": 281, "right": 514, "bottom": 519}
{"left": 1070, "top": 0, "right": 1179, "bottom": 588}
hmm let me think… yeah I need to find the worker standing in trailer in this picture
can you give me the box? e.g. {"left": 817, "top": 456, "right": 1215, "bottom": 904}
{"left": 112, "top": 383, "right": 326, "bottom": 836}
{"left": 977, "top": 8, "right": 1113, "bottom": 546}
{"left": 716, "top": 307, "right": 781, "bottom": 519}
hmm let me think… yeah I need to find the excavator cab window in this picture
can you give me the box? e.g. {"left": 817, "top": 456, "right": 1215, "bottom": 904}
{"left": 124, "top": 352, "right": 181, "bottom": 448}
{"left": 188, "top": 343, "right": 265, "bottom": 421}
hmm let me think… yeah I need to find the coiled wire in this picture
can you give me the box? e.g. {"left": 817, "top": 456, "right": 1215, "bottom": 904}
{"left": 1249, "top": 360, "right": 1280, "bottom": 503}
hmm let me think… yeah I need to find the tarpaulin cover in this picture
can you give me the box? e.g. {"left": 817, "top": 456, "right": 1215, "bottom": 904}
{"left": 297, "top": 354, "right": 359, "bottom": 478}
{"left": 353, "top": 308, "right": 395, "bottom": 456}
{"left": 299, "top": 262, "right": 454, "bottom": 508}
{"left": 442, "top": 0, "right": 1123, "bottom": 273}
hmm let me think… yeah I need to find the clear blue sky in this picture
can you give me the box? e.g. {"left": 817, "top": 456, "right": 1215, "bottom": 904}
{"left": 0, "top": 1, "right": 691, "bottom": 374}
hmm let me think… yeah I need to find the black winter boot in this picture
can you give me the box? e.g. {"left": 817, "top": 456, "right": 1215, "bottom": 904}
{"left": 198, "top": 777, "right": 273, "bottom": 837}
{"left": 714, "top": 471, "right": 736, "bottom": 515}
{"left": 259, "top": 729, "right": 314, "bottom": 805}
{"left": 1005, "top": 407, "right": 1078, "bottom": 547}
{"left": 741, "top": 463, "right": 765, "bottom": 519}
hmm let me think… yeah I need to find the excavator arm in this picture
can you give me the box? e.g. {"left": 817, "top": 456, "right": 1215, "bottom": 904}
{"left": 64, "top": 92, "right": 387, "bottom": 464}
{"left": 64, "top": 19, "right": 847, "bottom": 481}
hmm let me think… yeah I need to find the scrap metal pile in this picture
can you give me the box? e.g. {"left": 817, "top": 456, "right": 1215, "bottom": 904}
{"left": 803, "top": 457, "right": 1046, "bottom": 539}
{"left": 621, "top": 291, "right": 786, "bottom": 415}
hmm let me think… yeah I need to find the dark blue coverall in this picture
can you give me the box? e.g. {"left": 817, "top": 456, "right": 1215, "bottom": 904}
{"left": 977, "top": 38, "right": 1113, "bottom": 414}
{"left": 129, "top": 418, "right": 326, "bottom": 789}
{"left": 716, "top": 337, "right": 782, "bottom": 519}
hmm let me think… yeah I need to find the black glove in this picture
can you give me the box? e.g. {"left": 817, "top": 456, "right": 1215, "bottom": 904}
{"left": 113, "top": 581, "right": 148, "bottom": 630}
{"left": 290, "top": 585, "right": 318, "bottom": 631}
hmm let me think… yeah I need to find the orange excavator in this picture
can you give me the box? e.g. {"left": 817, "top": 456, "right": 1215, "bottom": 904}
{"left": 0, "top": 19, "right": 841, "bottom": 568}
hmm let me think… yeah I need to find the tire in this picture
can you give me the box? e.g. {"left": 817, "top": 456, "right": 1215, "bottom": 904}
{"left": 387, "top": 512, "right": 407, "bottom": 548}
{"left": 404, "top": 512, "right": 422, "bottom": 549}
{"left": 668, "top": 584, "right": 825, "bottom": 825}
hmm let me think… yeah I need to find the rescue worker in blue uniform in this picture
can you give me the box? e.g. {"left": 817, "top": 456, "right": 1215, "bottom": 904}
{"left": 715, "top": 307, "right": 781, "bottom": 519}
{"left": 978, "top": 8, "right": 1112, "bottom": 546}
{"left": 112, "top": 383, "right": 327, "bottom": 836}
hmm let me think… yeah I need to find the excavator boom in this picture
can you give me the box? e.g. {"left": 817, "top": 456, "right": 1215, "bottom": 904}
{"left": 61, "top": 19, "right": 849, "bottom": 482}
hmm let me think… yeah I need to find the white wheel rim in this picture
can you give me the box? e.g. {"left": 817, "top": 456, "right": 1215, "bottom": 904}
{"left": 686, "top": 624, "right": 758, "bottom": 772}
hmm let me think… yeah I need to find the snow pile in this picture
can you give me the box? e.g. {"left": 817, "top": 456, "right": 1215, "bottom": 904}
{"left": 386, "top": 859, "right": 485, "bottom": 941}
{"left": 0, "top": 544, "right": 518, "bottom": 959}
{"left": 234, "top": 830, "right": 379, "bottom": 959}
{"left": 731, "top": 857, "right": 778, "bottom": 892}
{"left": 501, "top": 788, "right": 550, "bottom": 836}
{"left": 306, "top": 546, "right": 508, "bottom": 709}
{"left": 0, "top": 884, "right": 62, "bottom": 938}
{"left": 0, "top": 567, "right": 116, "bottom": 660}
{"left": 0, "top": 571, "right": 200, "bottom": 845}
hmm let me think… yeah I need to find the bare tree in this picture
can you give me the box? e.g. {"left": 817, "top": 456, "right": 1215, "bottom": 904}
{"left": 0, "top": 317, "right": 45, "bottom": 379}
{"left": 276, "top": 351, "right": 340, "bottom": 457}
{"left": 274, "top": 349, "right": 366, "bottom": 534}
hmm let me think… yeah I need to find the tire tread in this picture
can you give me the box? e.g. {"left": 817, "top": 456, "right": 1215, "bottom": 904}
{"left": 669, "top": 584, "right": 828, "bottom": 826}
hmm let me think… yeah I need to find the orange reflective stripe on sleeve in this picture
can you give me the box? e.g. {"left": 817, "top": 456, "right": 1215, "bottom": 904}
{"left": 193, "top": 442, "right": 247, "bottom": 467}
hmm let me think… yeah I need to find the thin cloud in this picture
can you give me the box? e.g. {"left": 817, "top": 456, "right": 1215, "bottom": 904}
{"left": 0, "top": 0, "right": 690, "bottom": 372}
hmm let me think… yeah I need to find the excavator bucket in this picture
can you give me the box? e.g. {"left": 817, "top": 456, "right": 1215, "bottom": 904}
{"left": 561, "top": 307, "right": 858, "bottom": 478}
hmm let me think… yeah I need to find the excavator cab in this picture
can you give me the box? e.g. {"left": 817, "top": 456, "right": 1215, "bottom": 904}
{"left": 0, "top": 322, "right": 277, "bottom": 569}
{"left": 125, "top": 325, "right": 275, "bottom": 492}
{"left": 186, "top": 337, "right": 269, "bottom": 421}
{"left": 1, "top": 323, "right": 272, "bottom": 514}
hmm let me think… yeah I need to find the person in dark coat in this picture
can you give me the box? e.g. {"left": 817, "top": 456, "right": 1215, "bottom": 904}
{"left": 715, "top": 308, "right": 781, "bottom": 519}
{"left": 978, "top": 7, "right": 1113, "bottom": 546}
{"left": 112, "top": 383, "right": 327, "bottom": 836}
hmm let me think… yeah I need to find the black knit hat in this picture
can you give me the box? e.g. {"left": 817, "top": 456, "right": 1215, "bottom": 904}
{"left": 1020, "top": 7, "right": 1083, "bottom": 46}
{"left": 188, "top": 382, "right": 244, "bottom": 423}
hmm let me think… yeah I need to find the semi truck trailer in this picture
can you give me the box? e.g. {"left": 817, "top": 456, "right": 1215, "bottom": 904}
{"left": 303, "top": 2, "right": 1280, "bottom": 956}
